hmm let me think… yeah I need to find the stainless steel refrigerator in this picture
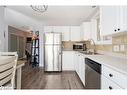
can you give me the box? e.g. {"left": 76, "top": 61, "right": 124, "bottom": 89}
{"left": 44, "top": 32, "right": 62, "bottom": 72}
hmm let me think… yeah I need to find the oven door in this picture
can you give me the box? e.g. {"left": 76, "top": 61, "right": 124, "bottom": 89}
{"left": 85, "top": 64, "right": 101, "bottom": 89}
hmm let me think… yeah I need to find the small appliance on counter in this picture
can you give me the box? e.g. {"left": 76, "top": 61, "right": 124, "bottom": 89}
{"left": 73, "top": 43, "right": 87, "bottom": 51}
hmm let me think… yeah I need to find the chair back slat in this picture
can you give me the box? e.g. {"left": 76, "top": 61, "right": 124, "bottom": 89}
{"left": 0, "top": 74, "right": 12, "bottom": 86}
{"left": 0, "top": 68, "right": 13, "bottom": 80}
{"left": 0, "top": 52, "right": 18, "bottom": 89}
{"left": 0, "top": 62, "right": 14, "bottom": 72}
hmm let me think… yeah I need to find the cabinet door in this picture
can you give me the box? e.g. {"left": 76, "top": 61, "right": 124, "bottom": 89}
{"left": 61, "top": 26, "right": 70, "bottom": 41}
{"left": 74, "top": 52, "right": 78, "bottom": 71}
{"left": 62, "top": 51, "right": 74, "bottom": 70}
{"left": 80, "top": 55, "right": 85, "bottom": 85}
{"left": 80, "top": 24, "right": 84, "bottom": 40}
{"left": 100, "top": 6, "right": 118, "bottom": 36}
{"left": 82, "top": 22, "right": 91, "bottom": 40}
{"left": 53, "top": 26, "right": 62, "bottom": 33}
{"left": 70, "top": 26, "right": 81, "bottom": 41}
{"left": 44, "top": 26, "right": 53, "bottom": 33}
{"left": 119, "top": 6, "right": 127, "bottom": 32}
{"left": 91, "top": 19, "right": 97, "bottom": 43}
{"left": 74, "top": 53, "right": 80, "bottom": 75}
{"left": 101, "top": 75, "right": 122, "bottom": 89}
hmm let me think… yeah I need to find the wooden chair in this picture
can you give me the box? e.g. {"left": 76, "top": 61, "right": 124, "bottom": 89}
{"left": 0, "top": 52, "right": 18, "bottom": 89}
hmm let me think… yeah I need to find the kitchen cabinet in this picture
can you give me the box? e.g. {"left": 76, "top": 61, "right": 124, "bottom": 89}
{"left": 74, "top": 52, "right": 85, "bottom": 85}
{"left": 100, "top": 6, "right": 127, "bottom": 36}
{"left": 74, "top": 52, "right": 79, "bottom": 73}
{"left": 44, "top": 26, "right": 81, "bottom": 41}
{"left": 101, "top": 65, "right": 127, "bottom": 89}
{"left": 62, "top": 51, "right": 74, "bottom": 70}
{"left": 43, "top": 26, "right": 53, "bottom": 33}
{"left": 70, "top": 26, "right": 81, "bottom": 41}
{"left": 61, "top": 26, "right": 70, "bottom": 41}
{"left": 80, "top": 22, "right": 91, "bottom": 40}
{"left": 101, "top": 75, "right": 122, "bottom": 89}
{"left": 100, "top": 6, "right": 118, "bottom": 36}
{"left": 119, "top": 6, "right": 127, "bottom": 32}
{"left": 78, "top": 54, "right": 85, "bottom": 85}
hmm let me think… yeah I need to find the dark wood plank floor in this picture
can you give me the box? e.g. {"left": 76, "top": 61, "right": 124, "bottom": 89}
{"left": 21, "top": 63, "right": 84, "bottom": 89}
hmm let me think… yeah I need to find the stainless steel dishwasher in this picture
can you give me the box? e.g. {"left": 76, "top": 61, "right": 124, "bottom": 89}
{"left": 85, "top": 58, "right": 101, "bottom": 89}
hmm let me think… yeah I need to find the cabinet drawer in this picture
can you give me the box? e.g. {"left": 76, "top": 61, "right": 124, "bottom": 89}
{"left": 102, "top": 65, "right": 127, "bottom": 88}
{"left": 101, "top": 75, "right": 123, "bottom": 89}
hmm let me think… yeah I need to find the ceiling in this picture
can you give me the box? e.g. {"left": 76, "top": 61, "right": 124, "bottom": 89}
{"left": 7, "top": 6, "right": 98, "bottom": 26}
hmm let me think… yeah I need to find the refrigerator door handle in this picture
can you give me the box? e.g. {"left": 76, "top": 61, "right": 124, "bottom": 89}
{"left": 59, "top": 52, "right": 62, "bottom": 55}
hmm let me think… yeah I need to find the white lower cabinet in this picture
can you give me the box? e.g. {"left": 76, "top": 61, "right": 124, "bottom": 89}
{"left": 79, "top": 55, "right": 85, "bottom": 85}
{"left": 63, "top": 51, "right": 85, "bottom": 86}
{"left": 74, "top": 52, "right": 85, "bottom": 86}
{"left": 101, "top": 75, "right": 122, "bottom": 89}
{"left": 101, "top": 65, "right": 126, "bottom": 89}
{"left": 62, "top": 51, "right": 74, "bottom": 70}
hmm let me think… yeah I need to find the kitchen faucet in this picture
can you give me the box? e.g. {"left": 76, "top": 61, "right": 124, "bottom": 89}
{"left": 88, "top": 39, "right": 96, "bottom": 54}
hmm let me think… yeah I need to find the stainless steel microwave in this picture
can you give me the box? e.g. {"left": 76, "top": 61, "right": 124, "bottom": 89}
{"left": 73, "top": 43, "right": 84, "bottom": 51}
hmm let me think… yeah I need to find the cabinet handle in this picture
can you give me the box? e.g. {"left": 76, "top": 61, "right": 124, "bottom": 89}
{"left": 109, "top": 86, "right": 113, "bottom": 90}
{"left": 118, "top": 28, "right": 120, "bottom": 31}
{"left": 114, "top": 29, "right": 117, "bottom": 32}
{"left": 109, "top": 74, "right": 113, "bottom": 77}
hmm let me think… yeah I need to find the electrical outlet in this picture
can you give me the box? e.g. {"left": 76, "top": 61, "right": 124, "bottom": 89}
{"left": 113, "top": 45, "right": 119, "bottom": 52}
{"left": 120, "top": 44, "right": 125, "bottom": 51}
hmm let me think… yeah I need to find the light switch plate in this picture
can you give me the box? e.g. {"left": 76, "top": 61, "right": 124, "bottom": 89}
{"left": 113, "top": 45, "right": 119, "bottom": 52}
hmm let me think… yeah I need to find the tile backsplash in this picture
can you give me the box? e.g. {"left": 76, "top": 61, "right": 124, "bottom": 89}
{"left": 95, "top": 33, "right": 127, "bottom": 55}
{"left": 62, "top": 41, "right": 90, "bottom": 50}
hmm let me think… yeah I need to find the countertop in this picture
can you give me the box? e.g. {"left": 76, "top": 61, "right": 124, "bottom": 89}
{"left": 76, "top": 51, "right": 127, "bottom": 76}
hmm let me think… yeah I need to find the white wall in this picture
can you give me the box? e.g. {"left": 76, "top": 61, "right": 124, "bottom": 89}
{"left": 0, "top": 6, "right": 5, "bottom": 52}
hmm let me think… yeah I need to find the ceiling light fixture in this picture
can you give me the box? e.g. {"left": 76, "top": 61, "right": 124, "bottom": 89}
{"left": 30, "top": 5, "right": 48, "bottom": 13}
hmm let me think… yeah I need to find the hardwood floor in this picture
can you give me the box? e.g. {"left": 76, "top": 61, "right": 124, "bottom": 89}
{"left": 21, "top": 63, "right": 84, "bottom": 89}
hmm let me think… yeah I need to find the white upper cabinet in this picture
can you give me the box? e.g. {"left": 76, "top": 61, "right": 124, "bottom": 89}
{"left": 70, "top": 26, "right": 81, "bottom": 41}
{"left": 61, "top": 26, "right": 70, "bottom": 41}
{"left": 44, "top": 26, "right": 53, "bottom": 33}
{"left": 100, "top": 6, "right": 118, "bottom": 36}
{"left": 119, "top": 6, "right": 127, "bottom": 32}
{"left": 100, "top": 6, "right": 127, "bottom": 36}
{"left": 91, "top": 19, "right": 98, "bottom": 43}
{"left": 44, "top": 26, "right": 70, "bottom": 41}
{"left": 44, "top": 26, "right": 81, "bottom": 41}
{"left": 80, "top": 22, "right": 91, "bottom": 40}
